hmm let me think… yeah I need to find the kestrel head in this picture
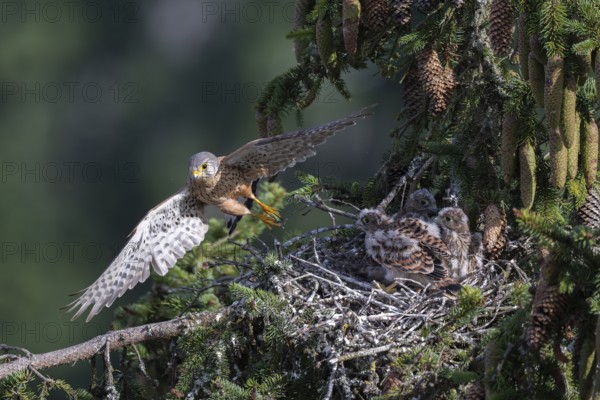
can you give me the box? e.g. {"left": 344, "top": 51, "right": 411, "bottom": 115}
{"left": 403, "top": 189, "right": 438, "bottom": 218}
{"left": 436, "top": 207, "right": 470, "bottom": 234}
{"left": 188, "top": 152, "right": 219, "bottom": 180}
{"left": 356, "top": 208, "right": 393, "bottom": 232}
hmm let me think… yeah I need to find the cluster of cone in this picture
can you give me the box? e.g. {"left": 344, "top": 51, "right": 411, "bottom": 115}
{"left": 494, "top": 9, "right": 599, "bottom": 208}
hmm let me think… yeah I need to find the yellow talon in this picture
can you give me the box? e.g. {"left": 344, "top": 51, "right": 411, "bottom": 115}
{"left": 253, "top": 213, "right": 281, "bottom": 229}
{"left": 253, "top": 198, "right": 281, "bottom": 220}
{"left": 374, "top": 281, "right": 398, "bottom": 293}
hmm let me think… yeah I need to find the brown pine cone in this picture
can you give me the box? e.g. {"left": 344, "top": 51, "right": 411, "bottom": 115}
{"left": 525, "top": 282, "right": 568, "bottom": 352}
{"left": 343, "top": 0, "right": 361, "bottom": 56}
{"left": 488, "top": 0, "right": 514, "bottom": 56}
{"left": 482, "top": 203, "right": 507, "bottom": 260}
{"left": 363, "top": 0, "right": 388, "bottom": 31}
{"left": 417, "top": 48, "right": 455, "bottom": 114}
{"left": 578, "top": 187, "right": 600, "bottom": 229}
{"left": 390, "top": 0, "right": 413, "bottom": 26}
{"left": 402, "top": 66, "right": 426, "bottom": 118}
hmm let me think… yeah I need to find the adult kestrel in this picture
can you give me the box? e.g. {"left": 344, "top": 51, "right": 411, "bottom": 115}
{"left": 356, "top": 208, "right": 455, "bottom": 288}
{"left": 67, "top": 106, "right": 373, "bottom": 321}
{"left": 435, "top": 207, "right": 478, "bottom": 279}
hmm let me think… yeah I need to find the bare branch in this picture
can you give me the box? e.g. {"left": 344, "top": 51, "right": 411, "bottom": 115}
{"left": 0, "top": 312, "right": 224, "bottom": 379}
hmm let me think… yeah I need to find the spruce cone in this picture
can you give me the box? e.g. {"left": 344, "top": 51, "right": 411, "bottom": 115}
{"left": 364, "top": 0, "right": 388, "bottom": 31}
{"left": 293, "top": 0, "right": 316, "bottom": 62}
{"left": 482, "top": 203, "right": 507, "bottom": 260}
{"left": 576, "top": 53, "right": 591, "bottom": 85}
{"left": 567, "top": 122, "right": 580, "bottom": 180}
{"left": 417, "top": 49, "right": 455, "bottom": 115}
{"left": 549, "top": 126, "right": 568, "bottom": 189}
{"left": 315, "top": 13, "right": 335, "bottom": 66}
{"left": 529, "top": 54, "right": 545, "bottom": 107}
{"left": 596, "top": 52, "right": 600, "bottom": 106}
{"left": 519, "top": 142, "right": 536, "bottom": 209}
{"left": 255, "top": 110, "right": 268, "bottom": 137}
{"left": 415, "top": 0, "right": 442, "bottom": 14}
{"left": 343, "top": 0, "right": 361, "bottom": 56}
{"left": 465, "top": 382, "right": 485, "bottom": 400}
{"left": 578, "top": 187, "right": 600, "bottom": 229}
{"left": 583, "top": 117, "right": 599, "bottom": 187}
{"left": 266, "top": 115, "right": 283, "bottom": 136}
{"left": 518, "top": 14, "right": 529, "bottom": 79}
{"left": 530, "top": 35, "right": 547, "bottom": 64}
{"left": 402, "top": 67, "right": 426, "bottom": 118}
{"left": 545, "top": 56, "right": 564, "bottom": 132}
{"left": 561, "top": 76, "right": 578, "bottom": 148}
{"left": 488, "top": 0, "right": 514, "bottom": 56}
{"left": 390, "top": 0, "right": 413, "bottom": 26}
{"left": 500, "top": 111, "right": 518, "bottom": 183}
{"left": 525, "top": 282, "right": 568, "bottom": 352}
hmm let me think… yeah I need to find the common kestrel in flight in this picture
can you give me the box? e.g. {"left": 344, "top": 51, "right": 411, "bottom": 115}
{"left": 67, "top": 106, "right": 373, "bottom": 321}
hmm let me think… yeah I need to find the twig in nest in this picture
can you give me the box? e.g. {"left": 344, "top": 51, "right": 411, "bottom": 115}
{"left": 377, "top": 156, "right": 435, "bottom": 211}
{"left": 282, "top": 224, "right": 354, "bottom": 248}
{"left": 291, "top": 194, "right": 357, "bottom": 219}
{"left": 323, "top": 359, "right": 338, "bottom": 400}
{"left": 329, "top": 343, "right": 394, "bottom": 364}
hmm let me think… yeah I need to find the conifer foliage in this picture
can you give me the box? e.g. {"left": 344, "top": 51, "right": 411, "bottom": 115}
{"left": 5, "top": 0, "right": 600, "bottom": 398}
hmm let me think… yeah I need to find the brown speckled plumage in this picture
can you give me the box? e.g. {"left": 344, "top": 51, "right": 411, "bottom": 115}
{"left": 67, "top": 106, "right": 373, "bottom": 321}
{"left": 436, "top": 207, "right": 479, "bottom": 279}
{"left": 356, "top": 208, "right": 454, "bottom": 287}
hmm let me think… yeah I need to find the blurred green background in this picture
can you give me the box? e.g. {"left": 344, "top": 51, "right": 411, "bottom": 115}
{"left": 0, "top": 0, "right": 397, "bottom": 387}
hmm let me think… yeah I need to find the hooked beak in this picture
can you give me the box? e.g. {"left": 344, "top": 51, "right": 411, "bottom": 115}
{"left": 192, "top": 168, "right": 203, "bottom": 178}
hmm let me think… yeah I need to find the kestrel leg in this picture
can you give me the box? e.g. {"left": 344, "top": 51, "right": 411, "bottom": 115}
{"left": 249, "top": 193, "right": 281, "bottom": 220}
{"left": 236, "top": 184, "right": 281, "bottom": 227}
{"left": 218, "top": 198, "right": 280, "bottom": 229}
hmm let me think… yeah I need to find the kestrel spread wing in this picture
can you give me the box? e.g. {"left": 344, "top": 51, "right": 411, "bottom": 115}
{"left": 66, "top": 189, "right": 208, "bottom": 322}
{"left": 221, "top": 106, "right": 373, "bottom": 180}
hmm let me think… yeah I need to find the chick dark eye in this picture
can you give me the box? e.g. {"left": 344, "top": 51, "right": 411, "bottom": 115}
{"left": 420, "top": 199, "right": 428, "bottom": 206}
{"left": 444, "top": 216, "right": 452, "bottom": 222}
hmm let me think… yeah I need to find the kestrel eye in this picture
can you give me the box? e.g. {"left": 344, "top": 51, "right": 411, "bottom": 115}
{"left": 201, "top": 163, "right": 208, "bottom": 170}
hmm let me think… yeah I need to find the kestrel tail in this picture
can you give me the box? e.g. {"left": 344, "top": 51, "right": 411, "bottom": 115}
{"left": 435, "top": 207, "right": 474, "bottom": 279}
{"left": 356, "top": 208, "right": 455, "bottom": 288}
{"left": 66, "top": 105, "right": 374, "bottom": 321}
